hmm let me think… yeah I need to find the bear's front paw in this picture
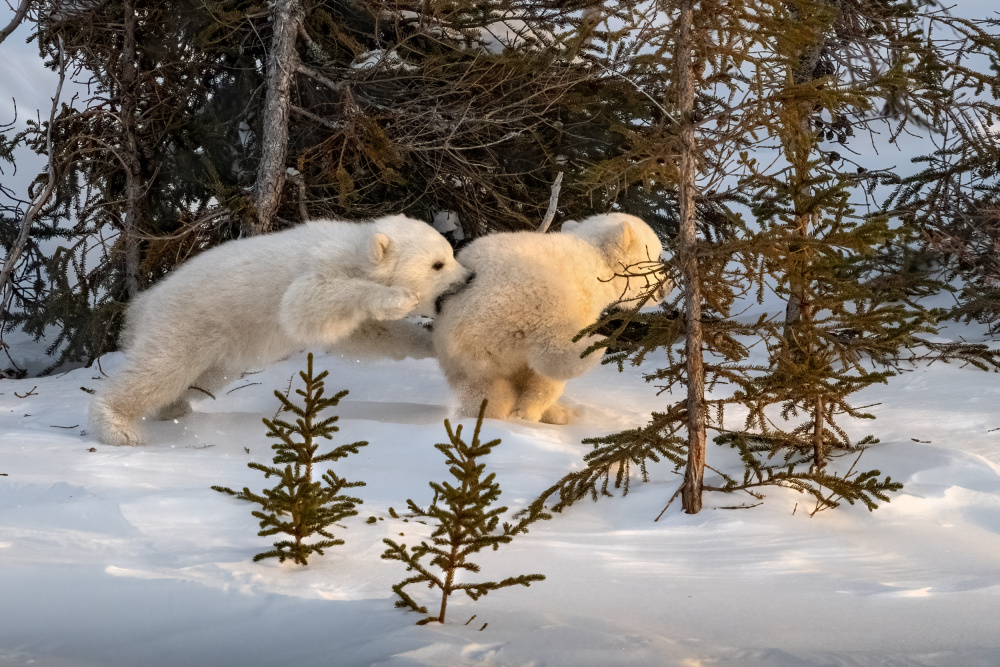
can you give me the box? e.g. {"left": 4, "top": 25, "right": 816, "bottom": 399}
{"left": 373, "top": 288, "right": 419, "bottom": 321}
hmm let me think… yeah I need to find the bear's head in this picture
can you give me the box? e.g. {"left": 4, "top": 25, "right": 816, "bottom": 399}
{"left": 562, "top": 213, "right": 671, "bottom": 306}
{"left": 370, "top": 215, "right": 472, "bottom": 318}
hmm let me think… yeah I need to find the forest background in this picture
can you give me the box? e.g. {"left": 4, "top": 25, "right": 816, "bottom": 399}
{"left": 2, "top": 0, "right": 1000, "bottom": 514}
{"left": 3, "top": 3, "right": 1000, "bottom": 663}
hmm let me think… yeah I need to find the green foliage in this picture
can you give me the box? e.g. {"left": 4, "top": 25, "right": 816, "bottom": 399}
{"left": 8, "top": 0, "right": 246, "bottom": 371}
{"left": 381, "top": 401, "right": 546, "bottom": 624}
{"left": 710, "top": 432, "right": 902, "bottom": 515}
{"left": 524, "top": 0, "right": 1000, "bottom": 516}
{"left": 522, "top": 410, "right": 687, "bottom": 517}
{"left": 213, "top": 354, "right": 367, "bottom": 565}
{"left": 888, "top": 119, "right": 1000, "bottom": 333}
{"left": 734, "top": 2, "right": 1000, "bottom": 469}
{"left": 522, "top": 408, "right": 901, "bottom": 518}
{"left": 15, "top": 238, "right": 127, "bottom": 375}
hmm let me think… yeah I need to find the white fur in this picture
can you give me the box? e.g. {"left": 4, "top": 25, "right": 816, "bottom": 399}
{"left": 327, "top": 318, "right": 435, "bottom": 361}
{"left": 433, "top": 213, "right": 670, "bottom": 424}
{"left": 91, "top": 215, "right": 470, "bottom": 446}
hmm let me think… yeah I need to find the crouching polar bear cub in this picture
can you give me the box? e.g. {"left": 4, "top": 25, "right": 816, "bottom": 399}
{"left": 90, "top": 215, "right": 470, "bottom": 447}
{"left": 433, "top": 213, "right": 670, "bottom": 424}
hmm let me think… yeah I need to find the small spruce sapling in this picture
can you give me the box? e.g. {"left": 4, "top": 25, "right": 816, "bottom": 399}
{"left": 213, "top": 353, "right": 367, "bottom": 565}
{"left": 381, "top": 401, "right": 546, "bottom": 624}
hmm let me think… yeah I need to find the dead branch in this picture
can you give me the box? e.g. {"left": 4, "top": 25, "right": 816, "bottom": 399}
{"left": 286, "top": 169, "right": 308, "bottom": 221}
{"left": 226, "top": 382, "right": 262, "bottom": 394}
{"left": 296, "top": 62, "right": 347, "bottom": 93}
{"left": 0, "top": 0, "right": 33, "bottom": 46}
{"left": 0, "top": 34, "right": 65, "bottom": 314}
{"left": 654, "top": 480, "right": 685, "bottom": 521}
{"left": 290, "top": 104, "right": 343, "bottom": 131}
{"left": 536, "top": 171, "right": 563, "bottom": 233}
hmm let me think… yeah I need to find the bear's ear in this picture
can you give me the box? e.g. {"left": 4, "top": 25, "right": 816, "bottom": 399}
{"left": 609, "top": 219, "right": 638, "bottom": 257}
{"left": 371, "top": 233, "right": 392, "bottom": 264}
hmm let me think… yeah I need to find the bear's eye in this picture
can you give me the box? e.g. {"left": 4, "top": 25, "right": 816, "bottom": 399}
{"left": 432, "top": 261, "right": 445, "bottom": 271}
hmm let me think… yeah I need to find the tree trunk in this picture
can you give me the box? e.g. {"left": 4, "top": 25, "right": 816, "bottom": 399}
{"left": 438, "top": 563, "right": 454, "bottom": 623}
{"left": 675, "top": 0, "right": 707, "bottom": 515}
{"left": 252, "top": 0, "right": 303, "bottom": 236}
{"left": 782, "top": 210, "right": 811, "bottom": 357}
{"left": 812, "top": 394, "right": 826, "bottom": 467}
{"left": 120, "top": 0, "right": 142, "bottom": 299}
{"left": 781, "top": 2, "right": 831, "bottom": 342}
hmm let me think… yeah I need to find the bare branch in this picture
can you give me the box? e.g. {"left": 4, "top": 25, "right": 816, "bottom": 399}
{"left": 0, "top": 0, "right": 33, "bottom": 47}
{"left": 1, "top": 34, "right": 65, "bottom": 314}
{"left": 290, "top": 104, "right": 343, "bottom": 130}
{"left": 296, "top": 62, "right": 347, "bottom": 93}
{"left": 536, "top": 171, "right": 563, "bottom": 233}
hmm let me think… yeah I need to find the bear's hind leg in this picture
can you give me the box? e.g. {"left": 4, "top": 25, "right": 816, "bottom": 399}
{"left": 90, "top": 357, "right": 210, "bottom": 446}
{"left": 455, "top": 376, "right": 517, "bottom": 421}
{"left": 511, "top": 369, "right": 566, "bottom": 423}
{"left": 155, "top": 399, "right": 192, "bottom": 421}
{"left": 526, "top": 334, "right": 602, "bottom": 383}
{"left": 153, "top": 364, "right": 237, "bottom": 420}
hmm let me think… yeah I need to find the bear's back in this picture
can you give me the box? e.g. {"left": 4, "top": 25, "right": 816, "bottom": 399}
{"left": 440, "top": 230, "right": 613, "bottom": 341}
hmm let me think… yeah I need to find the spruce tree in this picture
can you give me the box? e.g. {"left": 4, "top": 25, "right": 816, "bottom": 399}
{"left": 4, "top": 0, "right": 685, "bottom": 371}
{"left": 214, "top": 354, "right": 367, "bottom": 565}
{"left": 7, "top": 0, "right": 241, "bottom": 372}
{"left": 886, "top": 13, "right": 1000, "bottom": 335}
{"left": 893, "top": 137, "right": 1000, "bottom": 334}
{"left": 381, "top": 401, "right": 546, "bottom": 624}
{"left": 738, "top": 0, "right": 1000, "bottom": 470}
{"left": 524, "top": 0, "right": 959, "bottom": 515}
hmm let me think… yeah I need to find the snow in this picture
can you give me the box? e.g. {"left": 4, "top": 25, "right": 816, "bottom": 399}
{"left": 3, "top": 329, "right": 1000, "bottom": 665}
{"left": 432, "top": 210, "right": 465, "bottom": 241}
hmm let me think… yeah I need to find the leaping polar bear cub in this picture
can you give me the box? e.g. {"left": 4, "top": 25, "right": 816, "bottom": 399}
{"left": 90, "top": 215, "right": 470, "bottom": 447}
{"left": 433, "top": 213, "right": 670, "bottom": 425}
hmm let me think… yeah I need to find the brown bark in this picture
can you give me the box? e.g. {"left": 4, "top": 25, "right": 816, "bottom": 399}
{"left": 120, "top": 0, "right": 142, "bottom": 299}
{"left": 675, "top": 0, "right": 707, "bottom": 515}
{"left": 812, "top": 395, "right": 826, "bottom": 467}
{"left": 782, "top": 2, "right": 831, "bottom": 343}
{"left": 438, "top": 546, "right": 457, "bottom": 623}
{"left": 252, "top": 0, "right": 304, "bottom": 236}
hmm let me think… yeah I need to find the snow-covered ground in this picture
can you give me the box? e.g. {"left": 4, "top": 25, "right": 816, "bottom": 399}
{"left": 2, "top": 324, "right": 1000, "bottom": 666}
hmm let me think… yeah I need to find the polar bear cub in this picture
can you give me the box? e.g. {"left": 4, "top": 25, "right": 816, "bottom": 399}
{"left": 90, "top": 215, "right": 470, "bottom": 446}
{"left": 433, "top": 213, "right": 670, "bottom": 424}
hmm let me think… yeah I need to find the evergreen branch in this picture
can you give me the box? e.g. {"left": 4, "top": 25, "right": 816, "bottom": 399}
{"left": 212, "top": 354, "right": 365, "bottom": 565}
{"left": 382, "top": 400, "right": 545, "bottom": 623}
{"left": 520, "top": 410, "right": 687, "bottom": 517}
